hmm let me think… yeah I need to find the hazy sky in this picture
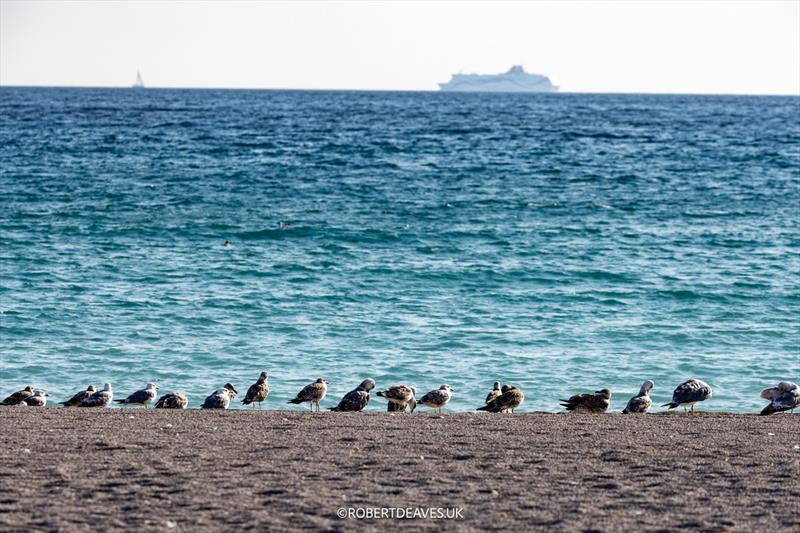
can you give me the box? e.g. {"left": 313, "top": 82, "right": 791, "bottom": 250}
{"left": 1, "top": 0, "right": 798, "bottom": 94}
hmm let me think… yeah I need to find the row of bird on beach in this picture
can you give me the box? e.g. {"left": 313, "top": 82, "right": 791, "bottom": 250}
{"left": 2, "top": 373, "right": 798, "bottom": 415}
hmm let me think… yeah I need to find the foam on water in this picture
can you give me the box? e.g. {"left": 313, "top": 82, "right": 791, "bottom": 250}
{"left": 0, "top": 88, "right": 798, "bottom": 411}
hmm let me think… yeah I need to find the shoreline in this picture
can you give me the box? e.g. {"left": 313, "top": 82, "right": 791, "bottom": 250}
{"left": 1, "top": 410, "right": 798, "bottom": 531}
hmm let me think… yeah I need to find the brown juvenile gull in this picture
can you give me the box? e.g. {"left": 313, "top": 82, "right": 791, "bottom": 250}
{"left": 80, "top": 383, "right": 113, "bottom": 407}
{"left": 60, "top": 385, "right": 96, "bottom": 407}
{"left": 377, "top": 385, "right": 417, "bottom": 413}
{"left": 201, "top": 383, "right": 237, "bottom": 409}
{"left": 419, "top": 384, "right": 453, "bottom": 413}
{"left": 760, "top": 381, "right": 797, "bottom": 402}
{"left": 329, "top": 379, "right": 376, "bottom": 412}
{"left": 760, "top": 381, "right": 799, "bottom": 415}
{"left": 288, "top": 378, "right": 328, "bottom": 411}
{"left": 241, "top": 371, "right": 270, "bottom": 409}
{"left": 155, "top": 391, "right": 189, "bottom": 409}
{"left": 114, "top": 383, "right": 158, "bottom": 408}
{"left": 485, "top": 381, "right": 502, "bottom": 406}
{"left": 622, "top": 380, "right": 654, "bottom": 414}
{"left": 662, "top": 379, "right": 712, "bottom": 414}
{"left": 2, "top": 385, "right": 34, "bottom": 406}
{"left": 478, "top": 385, "right": 525, "bottom": 413}
{"left": 22, "top": 389, "right": 48, "bottom": 407}
{"left": 560, "top": 388, "right": 611, "bottom": 413}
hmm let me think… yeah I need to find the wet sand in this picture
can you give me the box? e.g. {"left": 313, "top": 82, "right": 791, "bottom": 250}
{"left": 0, "top": 409, "right": 797, "bottom": 532}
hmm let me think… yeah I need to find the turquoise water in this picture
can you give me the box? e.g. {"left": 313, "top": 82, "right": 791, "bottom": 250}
{"left": 0, "top": 87, "right": 798, "bottom": 412}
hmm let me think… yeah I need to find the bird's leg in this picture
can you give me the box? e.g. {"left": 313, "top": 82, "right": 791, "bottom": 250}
{"left": 691, "top": 405, "right": 695, "bottom": 415}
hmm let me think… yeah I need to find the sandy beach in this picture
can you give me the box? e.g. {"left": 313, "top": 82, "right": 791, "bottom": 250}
{"left": 0, "top": 409, "right": 798, "bottom": 532}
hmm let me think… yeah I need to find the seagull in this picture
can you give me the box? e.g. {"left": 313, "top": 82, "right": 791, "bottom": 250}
{"left": 485, "top": 381, "right": 502, "bottom": 406}
{"left": 560, "top": 388, "right": 611, "bottom": 413}
{"left": 662, "top": 379, "right": 712, "bottom": 414}
{"left": 760, "top": 381, "right": 799, "bottom": 415}
{"left": 622, "top": 380, "right": 654, "bottom": 414}
{"left": 201, "top": 383, "right": 237, "bottom": 409}
{"left": 241, "top": 371, "right": 270, "bottom": 409}
{"left": 760, "top": 381, "right": 797, "bottom": 402}
{"left": 114, "top": 383, "right": 158, "bottom": 408}
{"left": 2, "top": 385, "right": 34, "bottom": 406}
{"left": 60, "top": 385, "right": 96, "bottom": 407}
{"left": 22, "top": 389, "right": 47, "bottom": 407}
{"left": 376, "top": 385, "right": 417, "bottom": 412}
{"left": 81, "top": 383, "right": 113, "bottom": 407}
{"left": 329, "top": 379, "right": 376, "bottom": 412}
{"left": 419, "top": 384, "right": 453, "bottom": 414}
{"left": 288, "top": 378, "right": 328, "bottom": 411}
{"left": 478, "top": 385, "right": 524, "bottom": 413}
{"left": 154, "top": 392, "right": 189, "bottom": 409}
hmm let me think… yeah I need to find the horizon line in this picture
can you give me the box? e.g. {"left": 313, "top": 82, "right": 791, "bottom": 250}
{"left": 0, "top": 83, "right": 798, "bottom": 98}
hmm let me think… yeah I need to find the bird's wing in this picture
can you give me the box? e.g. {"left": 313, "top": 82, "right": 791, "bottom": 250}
{"left": 760, "top": 386, "right": 781, "bottom": 401}
{"left": 296, "top": 383, "right": 322, "bottom": 402}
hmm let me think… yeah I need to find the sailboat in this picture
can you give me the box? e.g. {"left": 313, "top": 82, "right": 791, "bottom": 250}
{"left": 133, "top": 70, "right": 145, "bottom": 89}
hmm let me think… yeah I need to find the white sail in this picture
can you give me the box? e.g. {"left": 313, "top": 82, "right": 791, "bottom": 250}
{"left": 133, "top": 70, "right": 144, "bottom": 89}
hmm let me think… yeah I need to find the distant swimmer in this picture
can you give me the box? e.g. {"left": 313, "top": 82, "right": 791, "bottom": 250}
{"left": 278, "top": 222, "right": 290, "bottom": 229}
{"left": 201, "top": 383, "right": 238, "bottom": 409}
{"left": 115, "top": 383, "right": 158, "bottom": 408}
{"left": 288, "top": 378, "right": 328, "bottom": 411}
{"left": 329, "top": 379, "right": 376, "bottom": 412}
{"left": 662, "top": 379, "right": 712, "bottom": 415}
{"left": 81, "top": 383, "right": 113, "bottom": 407}
{"left": 622, "top": 380, "right": 654, "bottom": 414}
{"left": 241, "top": 371, "right": 270, "bottom": 409}
{"left": 223, "top": 240, "right": 232, "bottom": 247}
{"left": 560, "top": 388, "right": 611, "bottom": 413}
{"left": 60, "top": 384, "right": 97, "bottom": 407}
{"left": 419, "top": 384, "right": 453, "bottom": 413}
{"left": 155, "top": 391, "right": 189, "bottom": 409}
{"left": 377, "top": 385, "right": 417, "bottom": 413}
{"left": 1, "top": 385, "right": 34, "bottom": 406}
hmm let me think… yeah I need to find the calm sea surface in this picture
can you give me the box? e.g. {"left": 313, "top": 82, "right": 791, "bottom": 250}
{"left": 1, "top": 87, "right": 798, "bottom": 411}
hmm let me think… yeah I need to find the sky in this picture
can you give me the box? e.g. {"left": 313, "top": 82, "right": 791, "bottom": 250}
{"left": 1, "top": 0, "right": 798, "bottom": 94}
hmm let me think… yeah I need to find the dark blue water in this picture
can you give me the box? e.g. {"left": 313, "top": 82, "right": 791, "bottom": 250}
{"left": 1, "top": 87, "right": 798, "bottom": 411}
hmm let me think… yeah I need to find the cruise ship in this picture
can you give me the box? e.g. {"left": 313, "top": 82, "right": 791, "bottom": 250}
{"left": 438, "top": 65, "right": 557, "bottom": 93}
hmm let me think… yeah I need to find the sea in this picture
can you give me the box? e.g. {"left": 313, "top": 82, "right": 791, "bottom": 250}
{"left": 0, "top": 87, "right": 798, "bottom": 412}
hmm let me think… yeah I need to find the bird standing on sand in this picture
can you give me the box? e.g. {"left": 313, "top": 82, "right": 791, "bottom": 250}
{"left": 288, "top": 378, "right": 328, "bottom": 411}
{"left": 81, "top": 383, "right": 113, "bottom": 407}
{"left": 329, "top": 379, "right": 376, "bottom": 412}
{"left": 662, "top": 379, "right": 712, "bottom": 414}
{"left": 377, "top": 385, "right": 417, "bottom": 412}
{"left": 241, "top": 371, "right": 270, "bottom": 409}
{"left": 623, "top": 380, "right": 654, "bottom": 414}
{"left": 155, "top": 391, "right": 189, "bottom": 409}
{"left": 2, "top": 385, "right": 35, "bottom": 406}
{"left": 202, "top": 383, "right": 238, "bottom": 409}
{"left": 419, "top": 385, "right": 453, "bottom": 413}
{"left": 60, "top": 385, "right": 96, "bottom": 407}
{"left": 760, "top": 381, "right": 799, "bottom": 415}
{"left": 485, "top": 382, "right": 502, "bottom": 406}
{"left": 478, "top": 385, "right": 525, "bottom": 413}
{"left": 22, "top": 389, "right": 47, "bottom": 407}
{"left": 560, "top": 388, "right": 611, "bottom": 413}
{"left": 115, "top": 383, "right": 158, "bottom": 408}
